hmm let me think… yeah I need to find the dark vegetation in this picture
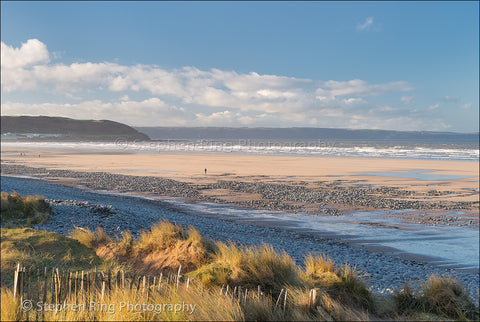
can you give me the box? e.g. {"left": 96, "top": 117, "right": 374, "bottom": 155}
{"left": 1, "top": 192, "right": 478, "bottom": 320}
{"left": 1, "top": 192, "right": 52, "bottom": 227}
{"left": 137, "top": 126, "right": 479, "bottom": 142}
{"left": 1, "top": 116, "right": 150, "bottom": 141}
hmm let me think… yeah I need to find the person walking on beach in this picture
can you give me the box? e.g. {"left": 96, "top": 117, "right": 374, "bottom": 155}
{"left": 204, "top": 168, "right": 207, "bottom": 174}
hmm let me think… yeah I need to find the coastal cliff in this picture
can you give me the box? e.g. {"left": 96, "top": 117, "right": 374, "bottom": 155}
{"left": 1, "top": 116, "right": 150, "bottom": 141}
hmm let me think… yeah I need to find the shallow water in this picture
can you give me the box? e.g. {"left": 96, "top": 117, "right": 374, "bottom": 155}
{"left": 359, "top": 169, "right": 472, "bottom": 181}
{"left": 2, "top": 174, "right": 479, "bottom": 271}
{"left": 160, "top": 200, "right": 479, "bottom": 271}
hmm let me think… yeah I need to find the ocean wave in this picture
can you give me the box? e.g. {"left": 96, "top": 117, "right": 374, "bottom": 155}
{"left": 2, "top": 140, "right": 478, "bottom": 161}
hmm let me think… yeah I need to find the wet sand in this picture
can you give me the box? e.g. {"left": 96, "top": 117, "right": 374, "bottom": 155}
{"left": 2, "top": 147, "right": 478, "bottom": 198}
{"left": 1, "top": 146, "right": 479, "bottom": 226}
{"left": 2, "top": 146, "right": 479, "bottom": 275}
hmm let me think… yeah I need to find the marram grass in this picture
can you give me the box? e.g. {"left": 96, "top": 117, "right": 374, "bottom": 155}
{"left": 1, "top": 218, "right": 478, "bottom": 321}
{"left": 1, "top": 192, "right": 52, "bottom": 227}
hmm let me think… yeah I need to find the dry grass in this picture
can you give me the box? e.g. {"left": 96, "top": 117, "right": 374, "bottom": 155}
{"left": 421, "top": 275, "right": 479, "bottom": 320}
{"left": 1, "top": 288, "right": 21, "bottom": 321}
{"left": 391, "top": 275, "right": 479, "bottom": 321}
{"left": 1, "top": 228, "right": 100, "bottom": 286}
{"left": 0, "top": 281, "right": 243, "bottom": 321}
{"left": 1, "top": 192, "right": 52, "bottom": 227}
{"left": 301, "top": 254, "right": 374, "bottom": 312}
{"left": 392, "top": 282, "right": 420, "bottom": 314}
{"left": 3, "top": 220, "right": 477, "bottom": 321}
{"left": 191, "top": 242, "right": 301, "bottom": 296}
{"left": 71, "top": 226, "right": 112, "bottom": 249}
{"left": 0, "top": 278, "right": 368, "bottom": 321}
{"left": 136, "top": 221, "right": 186, "bottom": 254}
{"left": 73, "top": 222, "right": 215, "bottom": 275}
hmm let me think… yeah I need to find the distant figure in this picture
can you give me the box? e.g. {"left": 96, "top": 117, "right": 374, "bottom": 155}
{"left": 204, "top": 168, "right": 207, "bottom": 174}
{"left": 38, "top": 154, "right": 41, "bottom": 158}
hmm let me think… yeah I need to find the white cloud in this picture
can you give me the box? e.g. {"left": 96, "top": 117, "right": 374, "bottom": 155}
{"left": 1, "top": 39, "right": 50, "bottom": 68}
{"left": 0, "top": 98, "right": 190, "bottom": 126}
{"left": 1, "top": 98, "right": 451, "bottom": 131}
{"left": 400, "top": 95, "right": 414, "bottom": 105}
{"left": 443, "top": 96, "right": 460, "bottom": 102}
{"left": 316, "top": 79, "right": 412, "bottom": 99}
{"left": 2, "top": 51, "right": 410, "bottom": 116}
{"left": 458, "top": 103, "right": 472, "bottom": 109}
{"left": 427, "top": 104, "right": 439, "bottom": 110}
{"left": 5, "top": 39, "right": 452, "bottom": 130}
{"left": 357, "top": 17, "right": 374, "bottom": 31}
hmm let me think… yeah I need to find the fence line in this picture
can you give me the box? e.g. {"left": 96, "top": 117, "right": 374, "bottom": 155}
{"left": 10, "top": 263, "right": 318, "bottom": 320}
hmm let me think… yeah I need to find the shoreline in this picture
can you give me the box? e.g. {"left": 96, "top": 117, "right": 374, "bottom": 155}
{"left": 2, "top": 140, "right": 478, "bottom": 162}
{"left": 1, "top": 166, "right": 479, "bottom": 272}
{"left": 1, "top": 175, "right": 479, "bottom": 303}
{"left": 1, "top": 161, "right": 478, "bottom": 228}
{"left": 1, "top": 148, "right": 479, "bottom": 300}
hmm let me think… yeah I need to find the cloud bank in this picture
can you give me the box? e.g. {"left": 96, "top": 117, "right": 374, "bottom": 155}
{"left": 1, "top": 39, "right": 451, "bottom": 130}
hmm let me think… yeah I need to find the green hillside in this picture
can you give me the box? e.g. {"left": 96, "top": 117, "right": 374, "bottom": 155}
{"left": 1, "top": 116, "right": 150, "bottom": 141}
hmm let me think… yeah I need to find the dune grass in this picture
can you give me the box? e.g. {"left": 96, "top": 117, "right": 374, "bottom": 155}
{"left": 1, "top": 192, "right": 52, "bottom": 227}
{"left": 1, "top": 279, "right": 243, "bottom": 321}
{"left": 72, "top": 221, "right": 217, "bottom": 275}
{"left": 1, "top": 219, "right": 478, "bottom": 321}
{"left": 0, "top": 227, "right": 101, "bottom": 286}
{"left": 392, "top": 276, "right": 479, "bottom": 320}
{"left": 69, "top": 222, "right": 479, "bottom": 321}
{"left": 190, "top": 242, "right": 302, "bottom": 296}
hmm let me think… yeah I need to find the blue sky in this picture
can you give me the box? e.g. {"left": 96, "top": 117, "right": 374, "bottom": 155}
{"left": 1, "top": 1, "right": 478, "bottom": 132}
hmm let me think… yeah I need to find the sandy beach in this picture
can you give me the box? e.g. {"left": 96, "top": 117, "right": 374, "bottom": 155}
{"left": 2, "top": 146, "right": 479, "bottom": 299}
{"left": 1, "top": 145, "right": 479, "bottom": 228}
{"left": 1, "top": 146, "right": 478, "bottom": 201}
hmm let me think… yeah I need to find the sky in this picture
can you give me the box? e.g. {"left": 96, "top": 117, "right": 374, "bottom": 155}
{"left": 1, "top": 1, "right": 478, "bottom": 132}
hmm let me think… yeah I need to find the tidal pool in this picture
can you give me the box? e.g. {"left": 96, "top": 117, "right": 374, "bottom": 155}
{"left": 358, "top": 169, "right": 472, "bottom": 181}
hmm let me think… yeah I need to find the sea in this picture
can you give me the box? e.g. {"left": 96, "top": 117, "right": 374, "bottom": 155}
{"left": 1, "top": 139, "right": 478, "bottom": 161}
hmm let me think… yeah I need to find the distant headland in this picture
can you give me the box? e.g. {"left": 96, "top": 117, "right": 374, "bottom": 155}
{"left": 1, "top": 116, "right": 150, "bottom": 141}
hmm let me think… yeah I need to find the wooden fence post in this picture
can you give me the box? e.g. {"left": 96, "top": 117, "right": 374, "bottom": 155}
{"left": 74, "top": 271, "right": 78, "bottom": 301}
{"left": 80, "top": 271, "right": 84, "bottom": 296}
{"left": 158, "top": 273, "right": 162, "bottom": 291}
{"left": 142, "top": 275, "right": 146, "bottom": 295}
{"left": 274, "top": 289, "right": 284, "bottom": 311}
{"left": 176, "top": 265, "right": 182, "bottom": 290}
{"left": 13, "top": 263, "right": 19, "bottom": 299}
{"left": 93, "top": 267, "right": 97, "bottom": 300}
{"left": 37, "top": 268, "right": 41, "bottom": 300}
{"left": 101, "top": 279, "right": 106, "bottom": 301}
{"left": 26, "top": 268, "right": 31, "bottom": 300}
{"left": 42, "top": 267, "right": 47, "bottom": 306}
{"left": 107, "top": 270, "right": 112, "bottom": 292}
{"left": 129, "top": 274, "right": 136, "bottom": 290}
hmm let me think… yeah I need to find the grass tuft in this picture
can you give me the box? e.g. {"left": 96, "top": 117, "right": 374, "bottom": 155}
{"left": 3, "top": 219, "right": 478, "bottom": 321}
{"left": 191, "top": 243, "right": 301, "bottom": 296}
{"left": 1, "top": 192, "right": 52, "bottom": 227}
{"left": 71, "top": 226, "right": 111, "bottom": 248}
{"left": 1, "top": 228, "right": 100, "bottom": 286}
{"left": 392, "top": 282, "right": 421, "bottom": 315}
{"left": 136, "top": 221, "right": 186, "bottom": 254}
{"left": 420, "top": 275, "right": 479, "bottom": 320}
{"left": 302, "top": 254, "right": 374, "bottom": 312}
